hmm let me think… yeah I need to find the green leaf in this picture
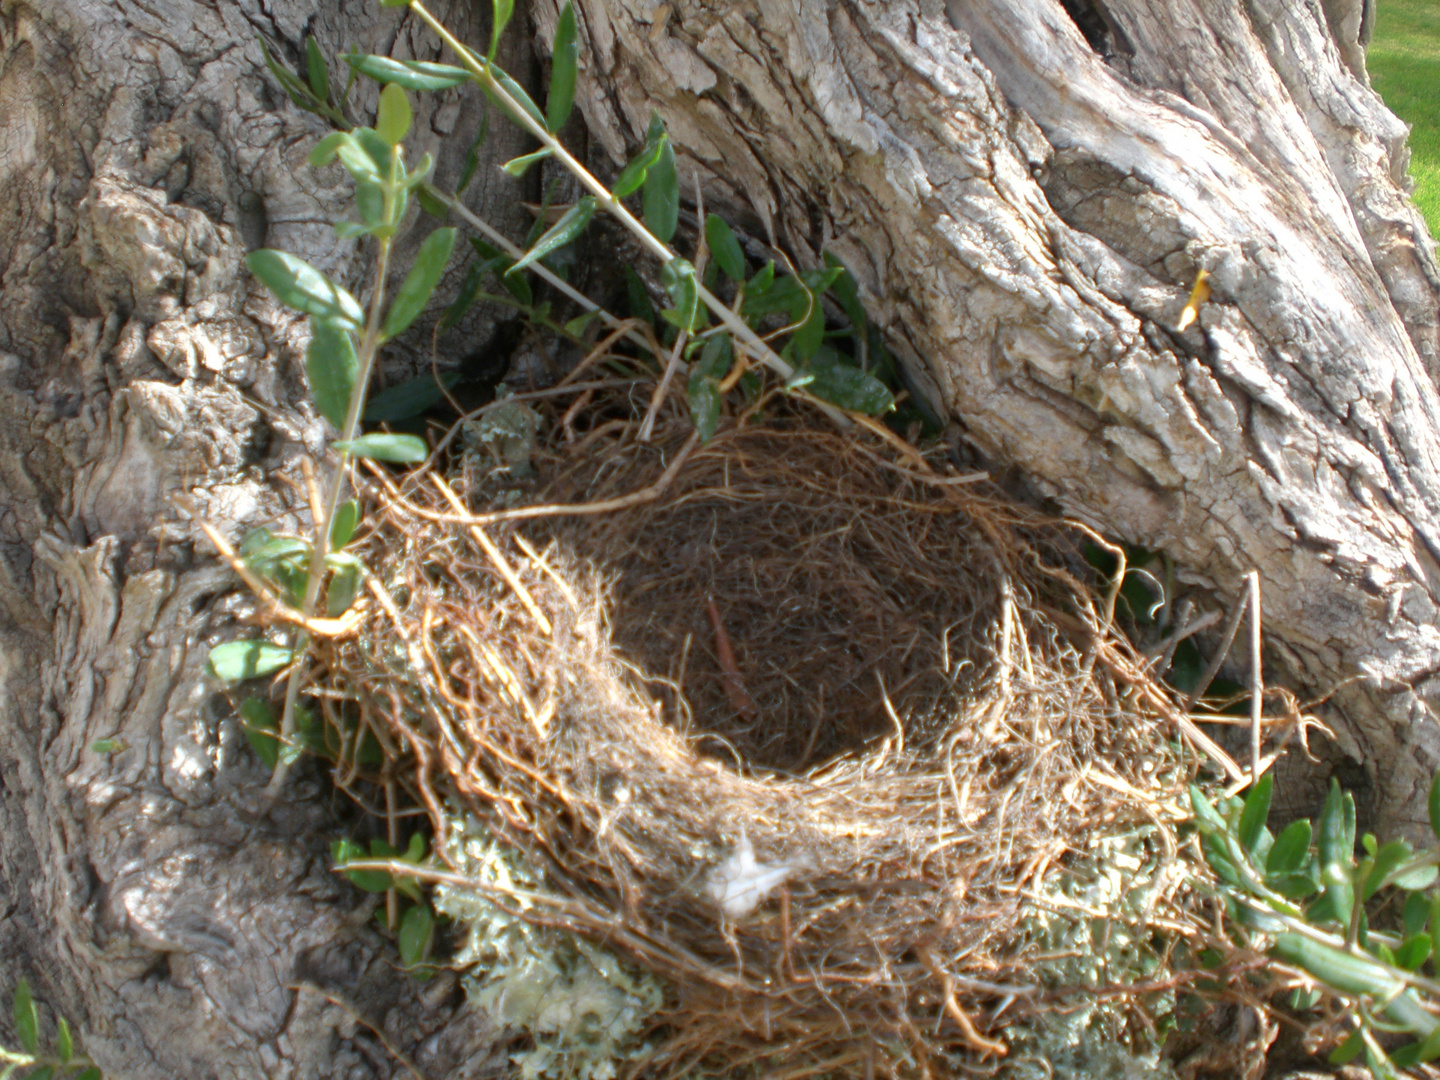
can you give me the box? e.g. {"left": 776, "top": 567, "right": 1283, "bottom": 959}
{"left": 55, "top": 1016, "right": 73, "bottom": 1062}
{"left": 344, "top": 53, "right": 470, "bottom": 91}
{"left": 306, "top": 321, "right": 358, "bottom": 429}
{"left": 1237, "top": 774, "right": 1272, "bottom": 854}
{"left": 1188, "top": 785, "right": 1226, "bottom": 833}
{"left": 1396, "top": 932, "right": 1432, "bottom": 970}
{"left": 1366, "top": 1042, "right": 1401, "bottom": 1080}
{"left": 1429, "top": 771, "right": 1440, "bottom": 842}
{"left": 288, "top": 703, "right": 329, "bottom": 764}
{"left": 440, "top": 261, "right": 488, "bottom": 333}
{"left": 376, "top": 83, "right": 412, "bottom": 146}
{"left": 239, "top": 697, "right": 279, "bottom": 770}
{"left": 13, "top": 979, "right": 37, "bottom": 1054}
{"left": 458, "top": 111, "right": 489, "bottom": 194}
{"left": 687, "top": 379, "right": 721, "bottom": 443}
{"left": 1330, "top": 1030, "right": 1365, "bottom": 1066}
{"left": 501, "top": 147, "right": 554, "bottom": 178}
{"left": 490, "top": 0, "right": 515, "bottom": 62}
{"left": 642, "top": 114, "right": 679, "bottom": 244}
{"left": 398, "top": 904, "right": 434, "bottom": 966}
{"left": 565, "top": 311, "right": 601, "bottom": 339}
{"left": 353, "top": 180, "right": 386, "bottom": 228}
{"left": 305, "top": 37, "right": 329, "bottom": 102}
{"left": 404, "top": 833, "right": 427, "bottom": 862}
{"left": 798, "top": 347, "right": 894, "bottom": 414}
{"left": 745, "top": 259, "right": 776, "bottom": 309}
{"left": 468, "top": 237, "right": 533, "bottom": 304}
{"left": 547, "top": 2, "right": 579, "bottom": 133}
{"left": 1365, "top": 839, "right": 1414, "bottom": 899}
{"left": 310, "top": 132, "right": 349, "bottom": 169}
{"left": 240, "top": 528, "right": 309, "bottom": 563}
{"left": 1201, "top": 833, "right": 1241, "bottom": 886}
{"left": 74, "top": 1068, "right": 102, "bottom": 1080}
{"left": 1405, "top": 889, "right": 1432, "bottom": 936}
{"left": 1266, "top": 819, "right": 1312, "bottom": 876}
{"left": 332, "top": 839, "right": 393, "bottom": 892}
{"left": 485, "top": 66, "right": 546, "bottom": 130}
{"left": 334, "top": 433, "right": 429, "bottom": 463}
{"left": 1418, "top": 1024, "right": 1440, "bottom": 1063}
{"left": 246, "top": 250, "right": 364, "bottom": 331}
{"left": 509, "top": 196, "right": 596, "bottom": 276}
{"left": 705, "top": 214, "right": 746, "bottom": 282}
{"left": 660, "top": 258, "right": 699, "bottom": 331}
{"left": 1272, "top": 933, "right": 1401, "bottom": 998}
{"left": 354, "top": 127, "right": 396, "bottom": 176}
{"left": 416, "top": 186, "right": 449, "bottom": 221}
{"left": 258, "top": 38, "right": 318, "bottom": 112}
{"left": 823, "top": 251, "right": 868, "bottom": 341}
{"left": 695, "top": 332, "right": 733, "bottom": 379}
{"left": 1393, "top": 862, "right": 1440, "bottom": 890}
{"left": 1267, "top": 870, "right": 1320, "bottom": 899}
{"left": 1307, "top": 883, "right": 1354, "bottom": 928}
{"left": 327, "top": 561, "right": 362, "bottom": 617}
{"left": 383, "top": 228, "right": 457, "bottom": 339}
{"left": 625, "top": 267, "right": 656, "bottom": 325}
{"left": 366, "top": 371, "right": 461, "bottom": 423}
{"left": 1319, "top": 778, "right": 1351, "bottom": 878}
{"left": 24, "top": 1067, "right": 54, "bottom": 1080}
{"left": 790, "top": 298, "right": 825, "bottom": 361}
{"left": 330, "top": 501, "right": 360, "bottom": 549}
{"left": 207, "top": 641, "right": 294, "bottom": 682}
{"left": 612, "top": 128, "right": 666, "bottom": 199}
{"left": 407, "top": 153, "right": 435, "bottom": 190}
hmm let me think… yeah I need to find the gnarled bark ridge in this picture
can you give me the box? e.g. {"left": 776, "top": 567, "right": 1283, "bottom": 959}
{"left": 1, "top": 0, "right": 1438, "bottom": 1073}
{"left": 0, "top": 0, "right": 528, "bottom": 1073}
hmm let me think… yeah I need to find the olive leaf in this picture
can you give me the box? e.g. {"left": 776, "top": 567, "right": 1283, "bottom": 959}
{"left": 547, "top": 2, "right": 579, "bottom": 133}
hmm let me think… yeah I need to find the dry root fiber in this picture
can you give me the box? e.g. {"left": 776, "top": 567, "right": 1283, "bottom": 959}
{"left": 316, "top": 396, "right": 1189, "bottom": 1077}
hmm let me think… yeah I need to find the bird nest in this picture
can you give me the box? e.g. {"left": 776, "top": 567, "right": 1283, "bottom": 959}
{"left": 308, "top": 389, "right": 1194, "bottom": 1077}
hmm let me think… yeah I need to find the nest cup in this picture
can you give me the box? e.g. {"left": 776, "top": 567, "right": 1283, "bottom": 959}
{"left": 321, "top": 396, "right": 1180, "bottom": 1076}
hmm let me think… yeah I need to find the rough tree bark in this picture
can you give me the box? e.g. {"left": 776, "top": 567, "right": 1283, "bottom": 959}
{"left": 0, "top": 0, "right": 1436, "bottom": 1073}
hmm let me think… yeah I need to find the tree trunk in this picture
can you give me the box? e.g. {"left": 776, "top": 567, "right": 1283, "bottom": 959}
{"left": 1, "top": 0, "right": 1437, "bottom": 1073}
{"left": 0, "top": 0, "right": 532, "bottom": 1073}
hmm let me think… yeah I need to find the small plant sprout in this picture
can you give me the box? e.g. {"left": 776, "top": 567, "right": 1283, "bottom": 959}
{"left": 208, "top": 80, "right": 457, "bottom": 797}
{"left": 1191, "top": 771, "right": 1440, "bottom": 1076}
{"left": 1, "top": 979, "right": 102, "bottom": 1080}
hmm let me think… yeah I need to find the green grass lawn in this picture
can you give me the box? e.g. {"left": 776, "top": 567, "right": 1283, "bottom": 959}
{"left": 1370, "top": 0, "right": 1440, "bottom": 235}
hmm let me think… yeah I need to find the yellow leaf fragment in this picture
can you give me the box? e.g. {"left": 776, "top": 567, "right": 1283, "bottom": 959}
{"left": 1177, "top": 268, "right": 1211, "bottom": 332}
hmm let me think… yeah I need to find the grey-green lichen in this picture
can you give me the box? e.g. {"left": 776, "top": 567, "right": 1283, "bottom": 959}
{"left": 999, "top": 826, "right": 1182, "bottom": 1080}
{"left": 434, "top": 817, "right": 665, "bottom": 1080}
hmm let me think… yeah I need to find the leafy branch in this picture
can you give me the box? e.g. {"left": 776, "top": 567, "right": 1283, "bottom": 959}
{"left": 359, "top": 0, "right": 893, "bottom": 429}
{"left": 210, "top": 84, "right": 458, "bottom": 797}
{"left": 1191, "top": 773, "right": 1440, "bottom": 1076}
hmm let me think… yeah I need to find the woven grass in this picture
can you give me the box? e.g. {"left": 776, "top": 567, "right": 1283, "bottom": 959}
{"left": 307, "top": 388, "right": 1197, "bottom": 1077}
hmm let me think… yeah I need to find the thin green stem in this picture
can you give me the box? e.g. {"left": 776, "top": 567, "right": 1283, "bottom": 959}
{"left": 420, "top": 183, "right": 654, "bottom": 355}
{"left": 266, "top": 159, "right": 399, "bottom": 800}
{"left": 407, "top": 0, "right": 848, "bottom": 427}
{"left": 1234, "top": 892, "right": 1440, "bottom": 1000}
